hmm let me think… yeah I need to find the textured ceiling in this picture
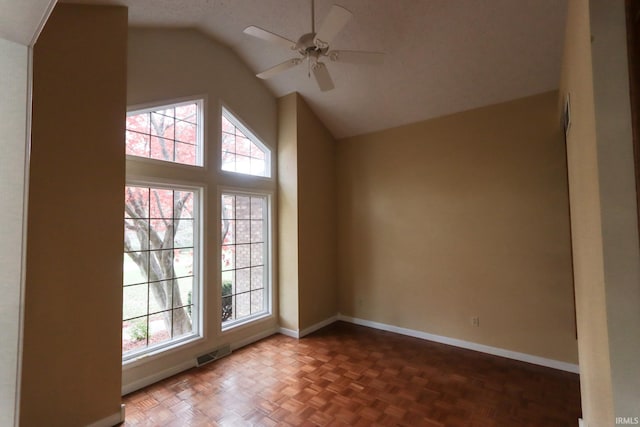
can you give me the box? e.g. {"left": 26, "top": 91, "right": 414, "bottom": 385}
{"left": 65, "top": 0, "right": 567, "bottom": 138}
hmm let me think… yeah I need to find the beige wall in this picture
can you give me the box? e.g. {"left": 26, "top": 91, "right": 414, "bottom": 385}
{"left": 124, "top": 28, "right": 279, "bottom": 392}
{"left": 277, "top": 93, "right": 339, "bottom": 332}
{"left": 337, "top": 91, "right": 578, "bottom": 364}
{"left": 21, "top": 4, "right": 127, "bottom": 426}
{"left": 278, "top": 93, "right": 300, "bottom": 330}
{"left": 561, "top": 0, "right": 640, "bottom": 425}
{"left": 296, "top": 96, "right": 338, "bottom": 330}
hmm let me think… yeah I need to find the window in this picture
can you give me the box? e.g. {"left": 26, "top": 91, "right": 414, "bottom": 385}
{"left": 221, "top": 193, "right": 270, "bottom": 328}
{"left": 123, "top": 185, "right": 200, "bottom": 359}
{"left": 126, "top": 100, "right": 203, "bottom": 166}
{"left": 221, "top": 107, "right": 270, "bottom": 177}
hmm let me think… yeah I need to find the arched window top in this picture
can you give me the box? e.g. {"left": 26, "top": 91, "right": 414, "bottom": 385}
{"left": 221, "top": 107, "right": 271, "bottom": 178}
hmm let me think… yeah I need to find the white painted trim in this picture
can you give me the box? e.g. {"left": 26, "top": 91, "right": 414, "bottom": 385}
{"left": 85, "top": 404, "right": 125, "bottom": 427}
{"left": 122, "top": 359, "right": 195, "bottom": 396}
{"left": 229, "top": 327, "right": 278, "bottom": 351}
{"left": 278, "top": 327, "right": 299, "bottom": 339}
{"left": 338, "top": 314, "right": 580, "bottom": 374}
{"left": 277, "top": 315, "right": 340, "bottom": 339}
{"left": 299, "top": 315, "right": 339, "bottom": 338}
{"left": 578, "top": 418, "right": 584, "bottom": 427}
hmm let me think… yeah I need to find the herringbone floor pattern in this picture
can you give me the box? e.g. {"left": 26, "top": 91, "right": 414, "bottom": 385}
{"left": 122, "top": 321, "right": 581, "bottom": 426}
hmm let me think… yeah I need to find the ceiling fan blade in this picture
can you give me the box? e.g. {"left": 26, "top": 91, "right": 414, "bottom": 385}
{"left": 243, "top": 26, "right": 296, "bottom": 50}
{"left": 256, "top": 58, "right": 303, "bottom": 79}
{"left": 328, "top": 50, "right": 385, "bottom": 65}
{"left": 313, "top": 5, "right": 352, "bottom": 49}
{"left": 312, "top": 62, "right": 334, "bottom": 92}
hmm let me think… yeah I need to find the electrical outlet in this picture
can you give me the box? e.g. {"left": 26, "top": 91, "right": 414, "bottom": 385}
{"left": 471, "top": 317, "right": 480, "bottom": 327}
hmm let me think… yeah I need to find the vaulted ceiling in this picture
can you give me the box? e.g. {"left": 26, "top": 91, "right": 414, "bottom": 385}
{"left": 66, "top": 0, "right": 567, "bottom": 138}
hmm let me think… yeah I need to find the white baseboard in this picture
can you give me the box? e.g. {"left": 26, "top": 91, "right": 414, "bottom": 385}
{"left": 122, "top": 359, "right": 196, "bottom": 395}
{"left": 299, "top": 315, "right": 339, "bottom": 338}
{"left": 86, "top": 404, "right": 125, "bottom": 427}
{"left": 579, "top": 418, "right": 584, "bottom": 427}
{"left": 278, "top": 326, "right": 299, "bottom": 338}
{"left": 278, "top": 315, "right": 339, "bottom": 339}
{"left": 230, "top": 326, "right": 279, "bottom": 351}
{"left": 338, "top": 314, "right": 580, "bottom": 374}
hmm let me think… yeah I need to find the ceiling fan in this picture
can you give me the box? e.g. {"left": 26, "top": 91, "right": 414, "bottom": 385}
{"left": 243, "top": 0, "right": 384, "bottom": 92}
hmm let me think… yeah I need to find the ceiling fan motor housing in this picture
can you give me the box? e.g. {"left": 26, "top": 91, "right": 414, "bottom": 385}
{"left": 297, "top": 32, "right": 328, "bottom": 57}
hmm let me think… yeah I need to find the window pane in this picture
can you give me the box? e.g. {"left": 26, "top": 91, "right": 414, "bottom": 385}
{"left": 126, "top": 101, "right": 202, "bottom": 166}
{"left": 236, "top": 220, "right": 250, "bottom": 244}
{"left": 126, "top": 131, "right": 150, "bottom": 157}
{"left": 236, "top": 155, "right": 251, "bottom": 174}
{"left": 148, "top": 312, "right": 171, "bottom": 347}
{"left": 123, "top": 252, "right": 148, "bottom": 285}
{"left": 123, "top": 318, "right": 148, "bottom": 353}
{"left": 174, "top": 219, "right": 193, "bottom": 248}
{"left": 175, "top": 191, "right": 194, "bottom": 219}
{"left": 125, "top": 187, "right": 149, "bottom": 219}
{"left": 236, "top": 244, "right": 250, "bottom": 269}
{"left": 175, "top": 120, "right": 196, "bottom": 144}
{"left": 220, "top": 109, "right": 270, "bottom": 177}
{"left": 236, "top": 293, "right": 250, "bottom": 318}
{"left": 125, "top": 218, "right": 148, "bottom": 252}
{"left": 126, "top": 113, "right": 150, "bottom": 134}
{"left": 123, "top": 284, "right": 148, "bottom": 320}
{"left": 174, "top": 248, "right": 193, "bottom": 277}
{"left": 150, "top": 189, "right": 174, "bottom": 218}
{"left": 236, "top": 196, "right": 250, "bottom": 219}
{"left": 150, "top": 218, "right": 171, "bottom": 250}
{"left": 251, "top": 243, "right": 264, "bottom": 266}
{"left": 149, "top": 280, "right": 173, "bottom": 314}
{"left": 150, "top": 137, "right": 174, "bottom": 162}
{"left": 236, "top": 136, "right": 251, "bottom": 156}
{"left": 250, "top": 197, "right": 263, "bottom": 219}
{"left": 251, "top": 220, "right": 263, "bottom": 243}
{"left": 221, "top": 115, "right": 235, "bottom": 133}
{"left": 222, "top": 245, "right": 235, "bottom": 271}
{"left": 175, "top": 142, "right": 197, "bottom": 166}
{"left": 236, "top": 269, "right": 250, "bottom": 293}
{"left": 123, "top": 185, "right": 199, "bottom": 359}
{"left": 150, "top": 112, "right": 174, "bottom": 139}
{"left": 222, "top": 152, "right": 236, "bottom": 172}
{"left": 222, "top": 132, "right": 235, "bottom": 153}
{"left": 251, "top": 266, "right": 264, "bottom": 290}
{"left": 175, "top": 104, "right": 196, "bottom": 123}
{"left": 250, "top": 159, "right": 266, "bottom": 176}
{"left": 251, "top": 290, "right": 264, "bottom": 314}
{"left": 221, "top": 193, "right": 269, "bottom": 327}
{"left": 174, "top": 277, "right": 193, "bottom": 309}
{"left": 173, "top": 308, "right": 192, "bottom": 338}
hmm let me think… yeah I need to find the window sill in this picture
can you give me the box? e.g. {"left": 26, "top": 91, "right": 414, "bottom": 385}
{"left": 221, "top": 312, "right": 272, "bottom": 333}
{"left": 122, "top": 334, "right": 203, "bottom": 368}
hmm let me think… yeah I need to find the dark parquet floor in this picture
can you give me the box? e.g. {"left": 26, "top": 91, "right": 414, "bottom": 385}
{"left": 122, "top": 321, "right": 581, "bottom": 426}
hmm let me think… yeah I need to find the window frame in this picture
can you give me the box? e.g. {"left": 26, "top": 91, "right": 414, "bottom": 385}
{"left": 219, "top": 187, "right": 274, "bottom": 332}
{"left": 125, "top": 97, "right": 206, "bottom": 168}
{"left": 220, "top": 105, "right": 272, "bottom": 179}
{"left": 122, "top": 179, "right": 205, "bottom": 364}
